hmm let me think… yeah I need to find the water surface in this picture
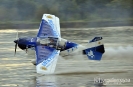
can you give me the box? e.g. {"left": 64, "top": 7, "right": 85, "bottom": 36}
{"left": 0, "top": 26, "right": 133, "bottom": 87}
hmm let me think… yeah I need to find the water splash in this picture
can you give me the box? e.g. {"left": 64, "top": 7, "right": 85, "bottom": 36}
{"left": 104, "top": 45, "right": 133, "bottom": 60}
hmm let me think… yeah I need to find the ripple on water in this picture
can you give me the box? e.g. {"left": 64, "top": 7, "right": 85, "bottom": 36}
{"left": 0, "top": 27, "right": 133, "bottom": 87}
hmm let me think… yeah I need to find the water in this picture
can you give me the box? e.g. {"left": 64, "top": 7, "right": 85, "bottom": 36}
{"left": 0, "top": 26, "right": 133, "bottom": 87}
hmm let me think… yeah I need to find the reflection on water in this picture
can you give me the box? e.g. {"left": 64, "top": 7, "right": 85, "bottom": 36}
{"left": 0, "top": 26, "right": 133, "bottom": 87}
{"left": 34, "top": 75, "right": 105, "bottom": 87}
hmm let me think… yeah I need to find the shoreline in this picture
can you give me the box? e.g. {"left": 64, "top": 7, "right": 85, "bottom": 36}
{"left": 0, "top": 20, "right": 133, "bottom": 29}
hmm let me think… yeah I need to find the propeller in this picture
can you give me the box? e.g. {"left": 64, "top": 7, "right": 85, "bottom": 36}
{"left": 14, "top": 40, "right": 18, "bottom": 55}
{"left": 14, "top": 31, "right": 19, "bottom": 56}
{"left": 26, "top": 45, "right": 28, "bottom": 53}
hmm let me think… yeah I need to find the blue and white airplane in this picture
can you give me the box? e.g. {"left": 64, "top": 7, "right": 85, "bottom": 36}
{"left": 14, "top": 14, "right": 105, "bottom": 74}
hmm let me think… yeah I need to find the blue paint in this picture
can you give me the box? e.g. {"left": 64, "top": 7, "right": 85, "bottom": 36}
{"left": 48, "top": 19, "right": 59, "bottom": 37}
{"left": 37, "top": 19, "right": 59, "bottom": 38}
{"left": 84, "top": 45, "right": 104, "bottom": 60}
{"left": 42, "top": 50, "right": 58, "bottom": 67}
{"left": 36, "top": 46, "right": 55, "bottom": 65}
{"left": 18, "top": 37, "right": 36, "bottom": 46}
{"left": 65, "top": 41, "right": 78, "bottom": 50}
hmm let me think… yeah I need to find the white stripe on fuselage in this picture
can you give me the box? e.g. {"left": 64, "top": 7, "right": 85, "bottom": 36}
{"left": 60, "top": 45, "right": 84, "bottom": 56}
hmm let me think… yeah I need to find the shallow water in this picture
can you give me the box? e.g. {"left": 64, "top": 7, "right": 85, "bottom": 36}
{"left": 0, "top": 26, "right": 133, "bottom": 87}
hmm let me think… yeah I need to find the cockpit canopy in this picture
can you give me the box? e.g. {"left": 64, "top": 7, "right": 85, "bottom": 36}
{"left": 37, "top": 37, "right": 58, "bottom": 46}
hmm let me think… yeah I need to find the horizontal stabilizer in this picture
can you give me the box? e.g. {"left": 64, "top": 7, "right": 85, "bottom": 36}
{"left": 83, "top": 45, "right": 105, "bottom": 60}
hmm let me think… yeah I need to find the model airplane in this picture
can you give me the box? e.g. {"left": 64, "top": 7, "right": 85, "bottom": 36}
{"left": 14, "top": 14, "right": 105, "bottom": 74}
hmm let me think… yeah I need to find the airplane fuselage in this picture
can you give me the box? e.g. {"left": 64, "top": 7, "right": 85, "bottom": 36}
{"left": 14, "top": 37, "right": 78, "bottom": 52}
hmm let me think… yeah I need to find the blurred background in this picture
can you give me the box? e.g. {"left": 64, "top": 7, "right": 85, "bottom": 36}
{"left": 0, "top": 0, "right": 133, "bottom": 28}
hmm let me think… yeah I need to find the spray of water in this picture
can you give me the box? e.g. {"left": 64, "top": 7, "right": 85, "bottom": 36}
{"left": 103, "top": 45, "right": 133, "bottom": 60}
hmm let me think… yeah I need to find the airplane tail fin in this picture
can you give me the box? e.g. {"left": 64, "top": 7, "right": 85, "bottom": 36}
{"left": 83, "top": 37, "right": 105, "bottom": 60}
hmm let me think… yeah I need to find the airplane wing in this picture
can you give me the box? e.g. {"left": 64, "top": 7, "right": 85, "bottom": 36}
{"left": 35, "top": 45, "right": 60, "bottom": 74}
{"left": 37, "top": 14, "right": 61, "bottom": 39}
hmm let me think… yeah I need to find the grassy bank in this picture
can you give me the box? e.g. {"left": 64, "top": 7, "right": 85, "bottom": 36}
{"left": 0, "top": 20, "right": 133, "bottom": 29}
